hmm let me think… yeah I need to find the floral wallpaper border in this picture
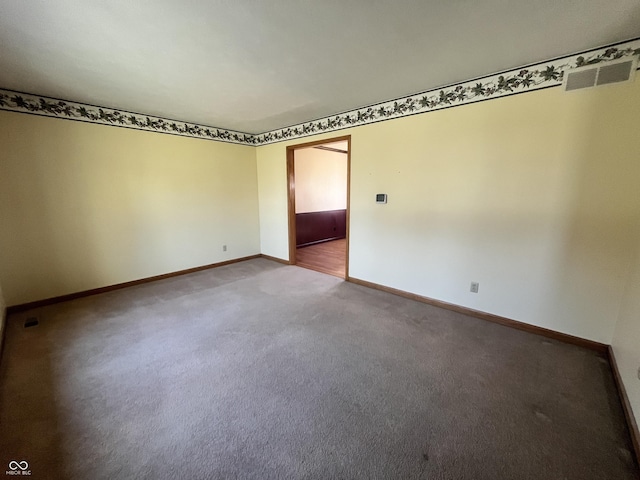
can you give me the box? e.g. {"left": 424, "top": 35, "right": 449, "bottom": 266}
{"left": 253, "top": 38, "right": 640, "bottom": 145}
{"left": 0, "top": 91, "right": 254, "bottom": 145}
{"left": 1, "top": 38, "right": 638, "bottom": 146}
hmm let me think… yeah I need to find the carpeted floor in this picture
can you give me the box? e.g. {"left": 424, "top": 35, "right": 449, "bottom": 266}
{"left": 0, "top": 258, "right": 637, "bottom": 479}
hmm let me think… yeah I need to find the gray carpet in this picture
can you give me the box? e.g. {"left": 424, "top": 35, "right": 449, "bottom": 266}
{"left": 0, "top": 259, "right": 636, "bottom": 479}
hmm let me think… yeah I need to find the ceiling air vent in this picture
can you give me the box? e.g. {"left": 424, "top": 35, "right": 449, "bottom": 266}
{"left": 563, "top": 56, "right": 638, "bottom": 92}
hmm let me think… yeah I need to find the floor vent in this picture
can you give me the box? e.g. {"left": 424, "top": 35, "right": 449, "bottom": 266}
{"left": 563, "top": 56, "right": 638, "bottom": 91}
{"left": 24, "top": 317, "right": 39, "bottom": 328}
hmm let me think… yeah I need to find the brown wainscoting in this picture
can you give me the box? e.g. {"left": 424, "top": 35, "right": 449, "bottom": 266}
{"left": 296, "top": 209, "right": 346, "bottom": 247}
{"left": 608, "top": 346, "right": 640, "bottom": 467}
{"left": 6, "top": 254, "right": 261, "bottom": 314}
{"left": 260, "top": 254, "right": 292, "bottom": 265}
{"left": 346, "top": 276, "right": 608, "bottom": 354}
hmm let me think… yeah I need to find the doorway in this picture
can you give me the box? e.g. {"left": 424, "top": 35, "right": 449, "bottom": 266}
{"left": 287, "top": 135, "right": 350, "bottom": 278}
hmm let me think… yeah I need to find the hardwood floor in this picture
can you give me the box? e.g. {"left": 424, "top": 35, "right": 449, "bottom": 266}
{"left": 296, "top": 238, "right": 346, "bottom": 278}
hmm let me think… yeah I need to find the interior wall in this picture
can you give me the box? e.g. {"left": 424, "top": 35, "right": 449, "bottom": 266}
{"left": 612, "top": 234, "right": 640, "bottom": 425}
{"left": 294, "top": 147, "right": 347, "bottom": 213}
{"left": 257, "top": 144, "right": 290, "bottom": 260}
{"left": 0, "top": 111, "right": 260, "bottom": 306}
{"left": 256, "top": 80, "right": 640, "bottom": 343}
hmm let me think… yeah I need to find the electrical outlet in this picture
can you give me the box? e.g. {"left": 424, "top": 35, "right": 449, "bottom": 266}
{"left": 222, "top": 245, "right": 227, "bottom": 252}
{"left": 470, "top": 282, "right": 479, "bottom": 293}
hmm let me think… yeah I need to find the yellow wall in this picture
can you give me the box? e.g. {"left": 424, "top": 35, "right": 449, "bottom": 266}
{"left": 0, "top": 111, "right": 260, "bottom": 305}
{"left": 257, "top": 143, "right": 289, "bottom": 259}
{"left": 257, "top": 80, "right": 640, "bottom": 344}
{"left": 294, "top": 147, "right": 347, "bottom": 213}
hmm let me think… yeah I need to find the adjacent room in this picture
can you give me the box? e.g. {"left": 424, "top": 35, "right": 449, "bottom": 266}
{"left": 292, "top": 139, "right": 349, "bottom": 278}
{"left": 1, "top": 1, "right": 639, "bottom": 479}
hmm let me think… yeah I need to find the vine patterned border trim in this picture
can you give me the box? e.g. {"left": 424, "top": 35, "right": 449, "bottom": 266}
{"left": 253, "top": 38, "right": 640, "bottom": 145}
{"left": 0, "top": 92, "right": 253, "bottom": 144}
{"left": 1, "top": 38, "right": 638, "bottom": 146}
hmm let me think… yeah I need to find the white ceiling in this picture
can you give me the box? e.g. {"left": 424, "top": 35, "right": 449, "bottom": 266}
{"left": 1, "top": 1, "right": 639, "bottom": 134}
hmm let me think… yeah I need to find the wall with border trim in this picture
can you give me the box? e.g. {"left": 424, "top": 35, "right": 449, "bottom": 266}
{"left": 257, "top": 79, "right": 640, "bottom": 344}
{"left": 1, "top": 39, "right": 638, "bottom": 146}
{"left": 0, "top": 110, "right": 260, "bottom": 306}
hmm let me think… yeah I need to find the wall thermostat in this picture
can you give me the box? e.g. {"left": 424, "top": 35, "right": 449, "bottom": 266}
{"left": 376, "top": 194, "right": 387, "bottom": 204}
